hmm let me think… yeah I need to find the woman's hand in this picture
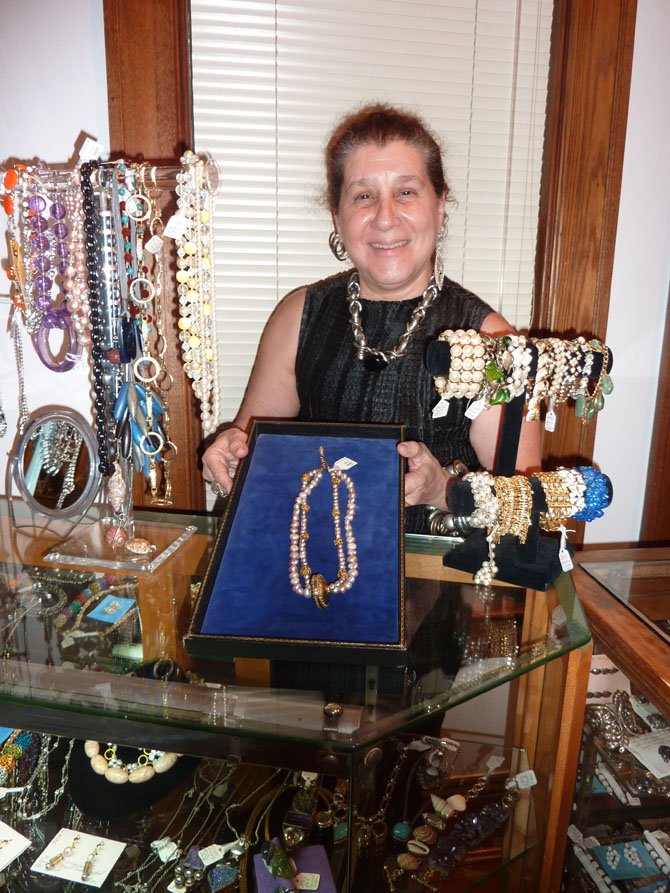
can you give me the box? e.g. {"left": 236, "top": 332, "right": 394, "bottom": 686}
{"left": 396, "top": 441, "right": 448, "bottom": 509}
{"left": 202, "top": 426, "right": 249, "bottom": 496}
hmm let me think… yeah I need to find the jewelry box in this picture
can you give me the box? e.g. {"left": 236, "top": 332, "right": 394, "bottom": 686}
{"left": 186, "top": 420, "right": 406, "bottom": 664}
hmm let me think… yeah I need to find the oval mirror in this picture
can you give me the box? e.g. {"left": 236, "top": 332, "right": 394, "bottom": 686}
{"left": 12, "top": 408, "right": 101, "bottom": 520}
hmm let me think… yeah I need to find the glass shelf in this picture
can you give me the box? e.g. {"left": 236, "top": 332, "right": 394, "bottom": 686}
{"left": 0, "top": 499, "right": 591, "bottom": 756}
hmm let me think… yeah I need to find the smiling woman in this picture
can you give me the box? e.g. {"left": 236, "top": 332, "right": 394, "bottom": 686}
{"left": 201, "top": 105, "right": 541, "bottom": 532}
{"left": 334, "top": 141, "right": 444, "bottom": 301}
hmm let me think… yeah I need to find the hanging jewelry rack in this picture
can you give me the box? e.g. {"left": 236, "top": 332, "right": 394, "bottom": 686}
{"left": 0, "top": 156, "right": 214, "bottom": 571}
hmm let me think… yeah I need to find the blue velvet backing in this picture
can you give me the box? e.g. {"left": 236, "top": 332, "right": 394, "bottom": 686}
{"left": 201, "top": 432, "right": 401, "bottom": 645}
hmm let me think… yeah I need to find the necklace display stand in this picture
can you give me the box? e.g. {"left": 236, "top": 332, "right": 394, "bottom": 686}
{"left": 43, "top": 512, "right": 197, "bottom": 574}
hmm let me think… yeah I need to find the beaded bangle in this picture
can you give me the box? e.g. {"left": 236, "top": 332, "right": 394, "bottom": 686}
{"left": 433, "top": 329, "right": 493, "bottom": 404}
{"left": 0, "top": 729, "right": 33, "bottom": 785}
{"left": 54, "top": 581, "right": 102, "bottom": 630}
{"left": 492, "top": 475, "right": 533, "bottom": 544}
{"left": 533, "top": 469, "right": 586, "bottom": 531}
{"left": 574, "top": 466, "right": 610, "bottom": 521}
{"left": 574, "top": 340, "right": 613, "bottom": 423}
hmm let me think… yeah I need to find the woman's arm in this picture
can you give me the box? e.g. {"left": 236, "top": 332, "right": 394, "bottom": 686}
{"left": 399, "top": 311, "right": 542, "bottom": 511}
{"left": 202, "top": 287, "right": 306, "bottom": 491}
{"left": 468, "top": 311, "right": 542, "bottom": 473}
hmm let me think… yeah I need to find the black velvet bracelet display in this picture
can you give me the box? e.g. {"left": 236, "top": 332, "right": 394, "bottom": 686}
{"left": 426, "top": 338, "right": 614, "bottom": 475}
{"left": 444, "top": 477, "right": 573, "bottom": 590}
{"left": 425, "top": 337, "right": 613, "bottom": 381}
{"left": 67, "top": 740, "right": 200, "bottom": 820}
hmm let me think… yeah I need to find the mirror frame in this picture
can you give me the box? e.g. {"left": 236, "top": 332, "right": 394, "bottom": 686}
{"left": 11, "top": 408, "right": 102, "bottom": 521}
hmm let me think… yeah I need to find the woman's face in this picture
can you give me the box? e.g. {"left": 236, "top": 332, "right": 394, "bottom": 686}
{"left": 334, "top": 139, "right": 445, "bottom": 300}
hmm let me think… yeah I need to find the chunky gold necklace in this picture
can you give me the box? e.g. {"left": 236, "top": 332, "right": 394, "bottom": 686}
{"left": 289, "top": 446, "right": 358, "bottom": 608}
{"left": 346, "top": 271, "right": 439, "bottom": 371}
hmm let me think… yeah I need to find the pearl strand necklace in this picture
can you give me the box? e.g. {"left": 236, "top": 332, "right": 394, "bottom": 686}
{"left": 289, "top": 447, "right": 358, "bottom": 608}
{"left": 175, "top": 151, "right": 220, "bottom": 436}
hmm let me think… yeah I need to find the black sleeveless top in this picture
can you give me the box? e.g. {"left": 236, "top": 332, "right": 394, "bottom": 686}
{"left": 295, "top": 271, "right": 493, "bottom": 531}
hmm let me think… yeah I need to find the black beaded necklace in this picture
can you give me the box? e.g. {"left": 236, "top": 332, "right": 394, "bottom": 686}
{"left": 80, "top": 161, "right": 113, "bottom": 476}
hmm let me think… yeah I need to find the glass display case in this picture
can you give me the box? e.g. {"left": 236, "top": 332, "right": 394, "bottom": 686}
{"left": 564, "top": 552, "right": 670, "bottom": 892}
{"left": 0, "top": 499, "right": 592, "bottom": 892}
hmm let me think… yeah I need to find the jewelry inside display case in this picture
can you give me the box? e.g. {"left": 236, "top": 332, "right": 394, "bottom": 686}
{"left": 565, "top": 554, "right": 670, "bottom": 892}
{"left": 0, "top": 500, "right": 593, "bottom": 892}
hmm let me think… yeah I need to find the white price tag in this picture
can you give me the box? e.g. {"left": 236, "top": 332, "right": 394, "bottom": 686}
{"left": 465, "top": 398, "right": 485, "bottom": 420}
{"left": 627, "top": 730, "right": 670, "bottom": 779}
{"left": 432, "top": 397, "right": 450, "bottom": 419}
{"left": 198, "top": 844, "right": 227, "bottom": 866}
{"left": 486, "top": 754, "right": 505, "bottom": 771}
{"left": 296, "top": 873, "right": 321, "bottom": 890}
{"left": 332, "top": 457, "right": 357, "bottom": 471}
{"left": 583, "top": 836, "right": 600, "bottom": 849}
{"left": 559, "top": 547, "right": 574, "bottom": 572}
{"left": 163, "top": 214, "right": 190, "bottom": 240}
{"left": 567, "top": 824, "right": 585, "bottom": 846}
{"left": 513, "top": 769, "right": 537, "bottom": 789}
{"left": 144, "top": 234, "right": 164, "bottom": 255}
{"left": 151, "top": 838, "right": 179, "bottom": 863}
{"left": 79, "top": 137, "right": 105, "bottom": 161}
{"left": 544, "top": 408, "right": 556, "bottom": 432}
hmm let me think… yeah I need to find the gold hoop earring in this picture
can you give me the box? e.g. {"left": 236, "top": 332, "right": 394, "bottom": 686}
{"left": 328, "top": 231, "right": 348, "bottom": 262}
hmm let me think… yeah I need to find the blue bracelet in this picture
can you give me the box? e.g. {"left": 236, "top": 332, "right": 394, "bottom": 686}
{"left": 574, "top": 466, "right": 610, "bottom": 521}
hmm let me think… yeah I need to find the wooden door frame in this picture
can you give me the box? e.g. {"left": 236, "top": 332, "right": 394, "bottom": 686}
{"left": 103, "top": 0, "right": 638, "bottom": 513}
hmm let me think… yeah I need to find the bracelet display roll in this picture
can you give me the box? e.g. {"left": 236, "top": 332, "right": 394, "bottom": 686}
{"left": 429, "top": 330, "right": 613, "bottom": 428}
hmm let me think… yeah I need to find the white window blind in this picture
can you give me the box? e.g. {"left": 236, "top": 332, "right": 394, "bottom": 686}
{"left": 190, "top": 0, "right": 553, "bottom": 422}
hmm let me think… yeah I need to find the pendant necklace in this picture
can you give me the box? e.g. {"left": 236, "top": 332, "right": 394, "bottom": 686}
{"left": 346, "top": 271, "right": 439, "bottom": 371}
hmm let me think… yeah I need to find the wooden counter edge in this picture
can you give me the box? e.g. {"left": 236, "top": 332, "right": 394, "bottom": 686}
{"left": 571, "top": 561, "right": 670, "bottom": 714}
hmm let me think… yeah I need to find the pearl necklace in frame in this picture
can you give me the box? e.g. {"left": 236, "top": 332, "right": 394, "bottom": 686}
{"left": 289, "top": 446, "right": 358, "bottom": 608}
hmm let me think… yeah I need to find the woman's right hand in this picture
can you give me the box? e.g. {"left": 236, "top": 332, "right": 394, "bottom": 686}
{"left": 202, "top": 426, "right": 249, "bottom": 496}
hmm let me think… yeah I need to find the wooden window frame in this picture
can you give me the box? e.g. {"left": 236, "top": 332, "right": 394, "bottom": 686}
{"left": 103, "top": 0, "right": 638, "bottom": 521}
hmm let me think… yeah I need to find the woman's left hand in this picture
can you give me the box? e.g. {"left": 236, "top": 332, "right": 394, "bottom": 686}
{"left": 396, "top": 441, "right": 448, "bottom": 509}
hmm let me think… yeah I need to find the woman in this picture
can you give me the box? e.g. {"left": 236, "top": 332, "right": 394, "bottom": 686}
{"left": 203, "top": 104, "right": 540, "bottom": 530}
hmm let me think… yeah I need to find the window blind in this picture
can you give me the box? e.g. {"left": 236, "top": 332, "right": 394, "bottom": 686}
{"left": 190, "top": 0, "right": 553, "bottom": 422}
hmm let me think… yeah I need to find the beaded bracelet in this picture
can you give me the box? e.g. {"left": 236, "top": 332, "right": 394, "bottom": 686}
{"left": 54, "top": 581, "right": 103, "bottom": 630}
{"left": 574, "top": 466, "right": 610, "bottom": 521}
{"left": 432, "top": 332, "right": 613, "bottom": 428}
{"left": 533, "top": 469, "right": 586, "bottom": 531}
{"left": 433, "top": 329, "right": 494, "bottom": 405}
{"left": 0, "top": 729, "right": 33, "bottom": 785}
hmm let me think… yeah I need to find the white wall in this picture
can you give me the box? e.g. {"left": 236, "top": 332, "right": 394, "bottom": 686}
{"left": 0, "top": 1, "right": 666, "bottom": 540}
{"left": 585, "top": 0, "right": 670, "bottom": 544}
{"left": 0, "top": 0, "right": 109, "bottom": 494}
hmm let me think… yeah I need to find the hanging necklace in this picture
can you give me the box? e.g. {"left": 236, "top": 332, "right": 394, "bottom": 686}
{"left": 289, "top": 446, "right": 358, "bottom": 609}
{"left": 346, "top": 270, "right": 440, "bottom": 371}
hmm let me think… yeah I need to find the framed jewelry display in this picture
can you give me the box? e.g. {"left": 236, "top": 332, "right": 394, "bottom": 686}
{"left": 186, "top": 420, "right": 406, "bottom": 664}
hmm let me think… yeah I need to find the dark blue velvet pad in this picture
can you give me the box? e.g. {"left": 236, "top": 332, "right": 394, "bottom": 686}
{"left": 201, "top": 432, "right": 401, "bottom": 645}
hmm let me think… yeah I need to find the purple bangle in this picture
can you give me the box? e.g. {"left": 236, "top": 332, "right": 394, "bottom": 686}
{"left": 32, "top": 306, "right": 82, "bottom": 372}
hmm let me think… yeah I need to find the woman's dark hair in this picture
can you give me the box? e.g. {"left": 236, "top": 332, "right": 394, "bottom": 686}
{"left": 325, "top": 103, "right": 449, "bottom": 213}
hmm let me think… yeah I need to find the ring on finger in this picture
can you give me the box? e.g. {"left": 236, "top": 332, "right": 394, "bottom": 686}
{"left": 210, "top": 481, "right": 227, "bottom": 498}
